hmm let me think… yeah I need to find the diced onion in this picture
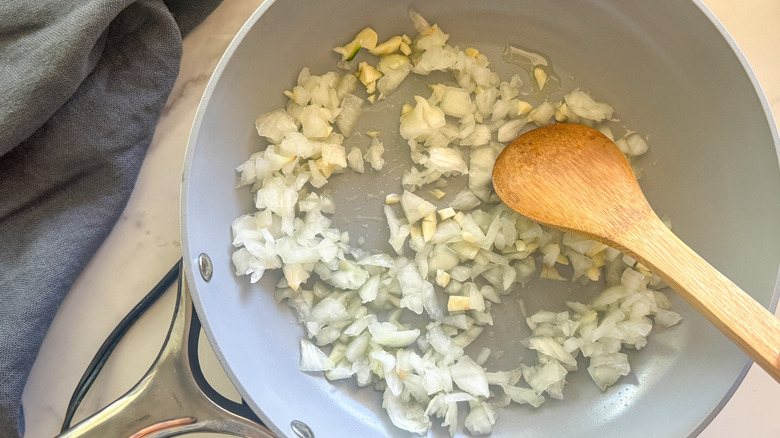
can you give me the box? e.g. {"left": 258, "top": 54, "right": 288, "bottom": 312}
{"left": 564, "top": 89, "right": 614, "bottom": 121}
{"left": 299, "top": 339, "right": 335, "bottom": 371}
{"left": 400, "top": 190, "right": 437, "bottom": 224}
{"left": 232, "top": 12, "right": 677, "bottom": 437}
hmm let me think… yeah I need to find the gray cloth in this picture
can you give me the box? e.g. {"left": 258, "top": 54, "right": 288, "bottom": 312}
{"left": 0, "top": 1, "right": 221, "bottom": 436}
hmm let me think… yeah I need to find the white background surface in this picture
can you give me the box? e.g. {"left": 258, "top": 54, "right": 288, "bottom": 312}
{"left": 21, "top": 0, "right": 780, "bottom": 437}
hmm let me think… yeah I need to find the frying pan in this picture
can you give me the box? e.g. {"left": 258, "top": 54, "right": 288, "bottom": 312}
{"left": 179, "top": 0, "right": 780, "bottom": 436}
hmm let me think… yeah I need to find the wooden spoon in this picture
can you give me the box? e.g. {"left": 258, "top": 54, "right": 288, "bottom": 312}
{"left": 492, "top": 123, "right": 780, "bottom": 382}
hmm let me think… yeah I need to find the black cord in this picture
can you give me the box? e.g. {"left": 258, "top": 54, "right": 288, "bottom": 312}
{"left": 60, "top": 259, "right": 182, "bottom": 433}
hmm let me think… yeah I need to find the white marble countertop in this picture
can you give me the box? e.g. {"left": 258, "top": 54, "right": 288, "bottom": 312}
{"left": 21, "top": 0, "right": 780, "bottom": 437}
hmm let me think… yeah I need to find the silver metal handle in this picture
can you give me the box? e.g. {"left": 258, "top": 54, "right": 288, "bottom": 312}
{"left": 58, "top": 273, "right": 276, "bottom": 438}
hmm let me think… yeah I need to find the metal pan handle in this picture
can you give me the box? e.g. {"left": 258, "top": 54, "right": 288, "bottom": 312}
{"left": 57, "top": 273, "right": 276, "bottom": 438}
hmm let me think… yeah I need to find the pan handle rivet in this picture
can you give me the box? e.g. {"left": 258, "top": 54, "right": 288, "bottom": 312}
{"left": 290, "top": 420, "right": 314, "bottom": 438}
{"left": 198, "top": 253, "right": 213, "bottom": 282}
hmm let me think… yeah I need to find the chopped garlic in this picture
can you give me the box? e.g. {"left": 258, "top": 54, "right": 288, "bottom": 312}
{"left": 422, "top": 212, "right": 437, "bottom": 242}
{"left": 436, "top": 269, "right": 451, "bottom": 287}
{"left": 429, "top": 188, "right": 446, "bottom": 199}
{"left": 333, "top": 27, "right": 378, "bottom": 61}
{"left": 448, "top": 295, "right": 471, "bottom": 311}
{"left": 370, "top": 35, "right": 403, "bottom": 55}
{"left": 409, "top": 223, "right": 422, "bottom": 239}
{"left": 357, "top": 62, "right": 383, "bottom": 94}
{"left": 465, "top": 47, "right": 480, "bottom": 58}
{"left": 554, "top": 102, "right": 569, "bottom": 122}
{"left": 437, "top": 207, "right": 456, "bottom": 220}
{"left": 533, "top": 66, "right": 548, "bottom": 90}
{"left": 540, "top": 265, "right": 566, "bottom": 281}
{"left": 385, "top": 193, "right": 400, "bottom": 204}
{"left": 517, "top": 100, "right": 533, "bottom": 116}
{"left": 399, "top": 42, "right": 412, "bottom": 56}
{"left": 585, "top": 266, "right": 601, "bottom": 281}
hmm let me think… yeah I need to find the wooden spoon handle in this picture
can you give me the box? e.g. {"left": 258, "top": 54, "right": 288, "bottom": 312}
{"left": 618, "top": 215, "right": 780, "bottom": 382}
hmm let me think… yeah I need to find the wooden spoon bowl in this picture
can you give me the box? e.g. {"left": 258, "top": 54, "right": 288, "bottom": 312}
{"left": 493, "top": 123, "right": 780, "bottom": 382}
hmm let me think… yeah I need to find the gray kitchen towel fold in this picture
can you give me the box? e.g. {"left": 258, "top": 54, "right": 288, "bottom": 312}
{"left": 0, "top": 1, "right": 222, "bottom": 436}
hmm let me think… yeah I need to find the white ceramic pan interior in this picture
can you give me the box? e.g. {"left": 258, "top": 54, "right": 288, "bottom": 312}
{"left": 182, "top": 0, "right": 780, "bottom": 436}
